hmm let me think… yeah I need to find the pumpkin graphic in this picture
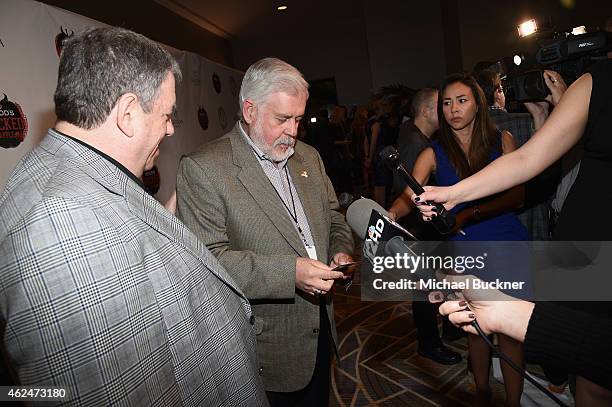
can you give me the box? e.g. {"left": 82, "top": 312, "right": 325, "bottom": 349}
{"left": 198, "top": 107, "right": 209, "bottom": 130}
{"left": 212, "top": 73, "right": 221, "bottom": 94}
{"left": 0, "top": 94, "right": 28, "bottom": 149}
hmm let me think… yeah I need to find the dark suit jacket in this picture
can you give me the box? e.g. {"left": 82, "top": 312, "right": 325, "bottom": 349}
{"left": 176, "top": 123, "right": 354, "bottom": 392}
{"left": 0, "top": 129, "right": 268, "bottom": 406}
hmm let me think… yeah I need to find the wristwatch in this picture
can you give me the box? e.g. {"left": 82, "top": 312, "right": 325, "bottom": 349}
{"left": 473, "top": 205, "right": 481, "bottom": 221}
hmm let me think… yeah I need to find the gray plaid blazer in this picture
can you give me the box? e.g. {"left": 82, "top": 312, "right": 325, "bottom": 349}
{"left": 0, "top": 129, "right": 268, "bottom": 406}
{"left": 176, "top": 123, "right": 354, "bottom": 392}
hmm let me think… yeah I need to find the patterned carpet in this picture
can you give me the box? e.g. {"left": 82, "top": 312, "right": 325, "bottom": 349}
{"left": 330, "top": 265, "right": 510, "bottom": 407}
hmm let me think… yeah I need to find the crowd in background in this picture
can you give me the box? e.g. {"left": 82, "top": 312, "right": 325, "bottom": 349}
{"left": 300, "top": 85, "right": 413, "bottom": 204}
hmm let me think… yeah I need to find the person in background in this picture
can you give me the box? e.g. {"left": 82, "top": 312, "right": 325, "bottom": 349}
{"left": 350, "top": 105, "right": 369, "bottom": 192}
{"left": 367, "top": 96, "right": 400, "bottom": 207}
{"left": 388, "top": 87, "right": 462, "bottom": 366}
{"left": 329, "top": 105, "right": 353, "bottom": 193}
{"left": 390, "top": 73, "right": 528, "bottom": 407}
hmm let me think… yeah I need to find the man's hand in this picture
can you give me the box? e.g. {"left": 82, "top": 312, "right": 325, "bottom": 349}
{"left": 296, "top": 257, "right": 344, "bottom": 296}
{"left": 330, "top": 252, "right": 353, "bottom": 269}
{"left": 330, "top": 252, "right": 355, "bottom": 284}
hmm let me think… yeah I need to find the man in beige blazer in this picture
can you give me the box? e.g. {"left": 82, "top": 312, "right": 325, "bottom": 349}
{"left": 176, "top": 58, "right": 354, "bottom": 406}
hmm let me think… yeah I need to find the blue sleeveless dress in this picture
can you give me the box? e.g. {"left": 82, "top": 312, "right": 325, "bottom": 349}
{"left": 431, "top": 136, "right": 531, "bottom": 298}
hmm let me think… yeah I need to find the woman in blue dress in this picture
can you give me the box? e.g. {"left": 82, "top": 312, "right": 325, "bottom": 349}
{"left": 390, "top": 73, "right": 528, "bottom": 406}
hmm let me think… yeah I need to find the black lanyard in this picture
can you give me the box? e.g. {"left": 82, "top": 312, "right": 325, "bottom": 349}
{"left": 248, "top": 140, "right": 310, "bottom": 247}
{"left": 268, "top": 166, "right": 309, "bottom": 247}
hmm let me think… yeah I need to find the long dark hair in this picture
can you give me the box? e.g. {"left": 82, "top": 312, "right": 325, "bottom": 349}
{"left": 437, "top": 73, "right": 499, "bottom": 179}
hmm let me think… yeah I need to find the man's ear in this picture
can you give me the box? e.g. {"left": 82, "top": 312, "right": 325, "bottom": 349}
{"left": 421, "top": 106, "right": 428, "bottom": 119}
{"left": 116, "top": 93, "right": 140, "bottom": 137}
{"left": 242, "top": 100, "right": 256, "bottom": 125}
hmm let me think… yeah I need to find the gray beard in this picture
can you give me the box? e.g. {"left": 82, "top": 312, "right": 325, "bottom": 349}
{"left": 251, "top": 122, "right": 295, "bottom": 162}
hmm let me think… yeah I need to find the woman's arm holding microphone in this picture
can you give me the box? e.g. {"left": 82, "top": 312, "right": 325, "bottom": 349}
{"left": 388, "top": 147, "right": 436, "bottom": 220}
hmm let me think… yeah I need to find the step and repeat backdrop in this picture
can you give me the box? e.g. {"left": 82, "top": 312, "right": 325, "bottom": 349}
{"left": 0, "top": 0, "right": 243, "bottom": 205}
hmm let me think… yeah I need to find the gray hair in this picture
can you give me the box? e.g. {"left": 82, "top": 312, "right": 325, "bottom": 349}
{"left": 239, "top": 58, "right": 309, "bottom": 118}
{"left": 410, "top": 88, "right": 438, "bottom": 119}
{"left": 54, "top": 27, "right": 182, "bottom": 130}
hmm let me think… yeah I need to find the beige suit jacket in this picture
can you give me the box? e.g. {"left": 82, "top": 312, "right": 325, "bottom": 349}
{"left": 176, "top": 123, "right": 354, "bottom": 392}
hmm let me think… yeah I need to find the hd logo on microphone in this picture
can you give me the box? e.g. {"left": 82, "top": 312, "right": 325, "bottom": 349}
{"left": 367, "top": 219, "right": 385, "bottom": 241}
{"left": 363, "top": 217, "right": 385, "bottom": 265}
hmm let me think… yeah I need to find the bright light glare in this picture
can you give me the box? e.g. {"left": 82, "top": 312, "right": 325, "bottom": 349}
{"left": 513, "top": 55, "right": 523, "bottom": 66}
{"left": 277, "top": 5, "right": 288, "bottom": 11}
{"left": 572, "top": 26, "right": 586, "bottom": 35}
{"left": 517, "top": 19, "right": 538, "bottom": 37}
{"left": 310, "top": 117, "right": 317, "bottom": 123}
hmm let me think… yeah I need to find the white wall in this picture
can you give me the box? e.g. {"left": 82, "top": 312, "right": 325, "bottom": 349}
{"left": 0, "top": 0, "right": 242, "bottom": 201}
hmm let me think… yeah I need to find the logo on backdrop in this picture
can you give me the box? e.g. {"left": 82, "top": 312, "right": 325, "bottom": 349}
{"left": 172, "top": 109, "right": 184, "bottom": 129}
{"left": 55, "top": 26, "right": 74, "bottom": 56}
{"left": 198, "top": 107, "right": 209, "bottom": 130}
{"left": 142, "top": 166, "right": 161, "bottom": 195}
{"left": 218, "top": 107, "right": 227, "bottom": 130}
{"left": 192, "top": 69, "right": 201, "bottom": 87}
{"left": 229, "top": 76, "right": 238, "bottom": 96}
{"left": 212, "top": 73, "right": 221, "bottom": 94}
{"left": 0, "top": 94, "right": 28, "bottom": 149}
{"left": 0, "top": 38, "right": 5, "bottom": 47}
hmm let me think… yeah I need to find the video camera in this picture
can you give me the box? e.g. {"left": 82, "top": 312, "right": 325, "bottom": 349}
{"left": 491, "top": 24, "right": 612, "bottom": 102}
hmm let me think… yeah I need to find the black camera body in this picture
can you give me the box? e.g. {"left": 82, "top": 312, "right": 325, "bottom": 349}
{"left": 502, "top": 31, "right": 612, "bottom": 102}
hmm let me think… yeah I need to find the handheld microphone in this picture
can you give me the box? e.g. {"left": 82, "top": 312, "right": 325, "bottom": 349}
{"left": 346, "top": 198, "right": 452, "bottom": 301}
{"left": 379, "top": 146, "right": 455, "bottom": 235}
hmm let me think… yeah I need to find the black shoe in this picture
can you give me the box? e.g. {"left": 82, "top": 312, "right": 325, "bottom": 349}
{"left": 418, "top": 344, "right": 462, "bottom": 365}
{"left": 442, "top": 328, "right": 467, "bottom": 342}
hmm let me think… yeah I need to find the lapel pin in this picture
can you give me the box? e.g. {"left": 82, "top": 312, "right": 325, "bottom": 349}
{"left": 300, "top": 170, "right": 308, "bottom": 178}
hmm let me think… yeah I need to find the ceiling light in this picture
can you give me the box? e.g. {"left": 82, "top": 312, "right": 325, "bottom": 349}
{"left": 277, "top": 5, "right": 288, "bottom": 11}
{"left": 517, "top": 19, "right": 538, "bottom": 38}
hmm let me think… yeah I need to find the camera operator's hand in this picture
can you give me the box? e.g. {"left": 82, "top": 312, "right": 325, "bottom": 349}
{"left": 524, "top": 101, "right": 549, "bottom": 130}
{"left": 543, "top": 70, "right": 568, "bottom": 106}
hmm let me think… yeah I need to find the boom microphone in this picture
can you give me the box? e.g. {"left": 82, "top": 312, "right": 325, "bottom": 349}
{"left": 379, "top": 146, "right": 455, "bottom": 235}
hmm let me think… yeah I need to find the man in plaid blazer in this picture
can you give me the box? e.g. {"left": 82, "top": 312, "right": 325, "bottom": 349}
{"left": 0, "top": 27, "right": 267, "bottom": 406}
{"left": 176, "top": 58, "right": 354, "bottom": 406}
